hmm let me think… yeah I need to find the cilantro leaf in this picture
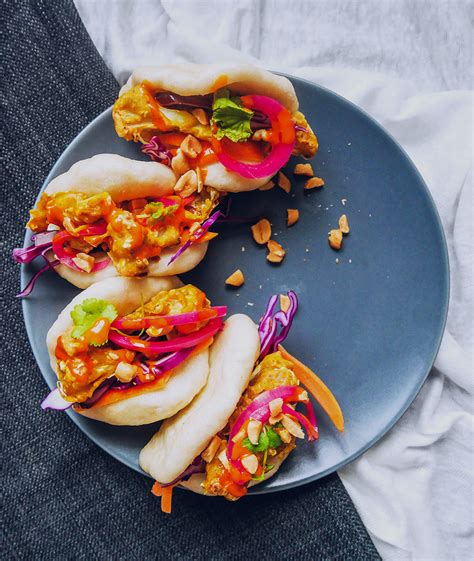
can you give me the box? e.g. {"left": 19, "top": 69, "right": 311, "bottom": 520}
{"left": 242, "top": 426, "right": 282, "bottom": 453}
{"left": 147, "top": 202, "right": 178, "bottom": 221}
{"left": 211, "top": 88, "right": 254, "bottom": 143}
{"left": 266, "top": 427, "right": 282, "bottom": 449}
{"left": 70, "top": 298, "right": 118, "bottom": 339}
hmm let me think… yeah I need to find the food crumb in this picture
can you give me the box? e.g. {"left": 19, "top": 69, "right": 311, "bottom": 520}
{"left": 349, "top": 259, "right": 352, "bottom": 264}
{"left": 247, "top": 302, "right": 254, "bottom": 307}
{"left": 341, "top": 198, "right": 347, "bottom": 206}
{"left": 304, "top": 176, "right": 325, "bottom": 190}
{"left": 278, "top": 172, "right": 292, "bottom": 193}
{"left": 259, "top": 284, "right": 262, "bottom": 289}
{"left": 225, "top": 269, "right": 245, "bottom": 287}
{"left": 347, "top": 142, "right": 352, "bottom": 146}
{"left": 251, "top": 218, "right": 272, "bottom": 244}
{"left": 241, "top": 247, "right": 245, "bottom": 252}
{"left": 305, "top": 248, "right": 309, "bottom": 253}
{"left": 336, "top": 258, "right": 339, "bottom": 264}
{"left": 293, "top": 163, "right": 314, "bottom": 177}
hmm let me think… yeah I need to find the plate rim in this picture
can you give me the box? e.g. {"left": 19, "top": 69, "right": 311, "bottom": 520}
{"left": 21, "top": 73, "right": 450, "bottom": 494}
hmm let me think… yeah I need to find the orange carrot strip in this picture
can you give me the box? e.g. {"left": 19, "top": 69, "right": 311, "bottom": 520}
{"left": 278, "top": 345, "right": 344, "bottom": 432}
{"left": 161, "top": 486, "right": 174, "bottom": 514}
{"left": 151, "top": 481, "right": 163, "bottom": 497}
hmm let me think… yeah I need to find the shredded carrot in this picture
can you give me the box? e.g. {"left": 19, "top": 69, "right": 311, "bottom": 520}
{"left": 278, "top": 345, "right": 344, "bottom": 432}
{"left": 151, "top": 481, "right": 175, "bottom": 513}
{"left": 161, "top": 486, "right": 174, "bottom": 514}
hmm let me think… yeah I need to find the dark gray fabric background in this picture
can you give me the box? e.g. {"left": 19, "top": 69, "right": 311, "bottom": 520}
{"left": 1, "top": 1, "right": 380, "bottom": 559}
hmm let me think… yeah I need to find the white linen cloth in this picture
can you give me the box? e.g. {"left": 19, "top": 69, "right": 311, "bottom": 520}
{"left": 74, "top": 1, "right": 473, "bottom": 559}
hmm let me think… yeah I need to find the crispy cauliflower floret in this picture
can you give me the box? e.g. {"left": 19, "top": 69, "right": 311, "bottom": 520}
{"left": 112, "top": 84, "right": 159, "bottom": 142}
{"left": 113, "top": 84, "right": 212, "bottom": 143}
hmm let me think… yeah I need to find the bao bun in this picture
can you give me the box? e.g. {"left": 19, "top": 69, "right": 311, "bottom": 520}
{"left": 43, "top": 154, "right": 208, "bottom": 288}
{"left": 46, "top": 277, "right": 210, "bottom": 426}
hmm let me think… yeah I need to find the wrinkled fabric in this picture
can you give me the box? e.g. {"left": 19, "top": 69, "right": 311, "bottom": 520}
{"left": 75, "top": 0, "right": 473, "bottom": 559}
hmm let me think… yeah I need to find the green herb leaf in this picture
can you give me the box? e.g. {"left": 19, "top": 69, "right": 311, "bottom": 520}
{"left": 147, "top": 201, "right": 178, "bottom": 221}
{"left": 211, "top": 88, "right": 254, "bottom": 143}
{"left": 70, "top": 298, "right": 118, "bottom": 339}
{"left": 266, "top": 427, "right": 282, "bottom": 449}
{"left": 242, "top": 426, "right": 282, "bottom": 453}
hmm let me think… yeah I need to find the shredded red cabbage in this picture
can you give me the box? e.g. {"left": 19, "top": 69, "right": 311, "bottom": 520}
{"left": 33, "top": 231, "right": 57, "bottom": 246}
{"left": 161, "top": 456, "right": 206, "bottom": 488}
{"left": 147, "top": 347, "right": 194, "bottom": 376}
{"left": 41, "top": 388, "right": 72, "bottom": 411}
{"left": 295, "top": 124, "right": 309, "bottom": 133}
{"left": 155, "top": 92, "right": 213, "bottom": 110}
{"left": 142, "top": 136, "right": 173, "bottom": 166}
{"left": 258, "top": 291, "right": 298, "bottom": 358}
{"left": 13, "top": 241, "right": 53, "bottom": 264}
{"left": 168, "top": 210, "right": 221, "bottom": 265}
{"left": 76, "top": 379, "right": 116, "bottom": 409}
{"left": 16, "top": 256, "right": 59, "bottom": 298}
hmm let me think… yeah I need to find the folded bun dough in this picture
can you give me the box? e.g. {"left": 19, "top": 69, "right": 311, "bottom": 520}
{"left": 43, "top": 154, "right": 208, "bottom": 287}
{"left": 46, "top": 277, "right": 210, "bottom": 425}
{"left": 49, "top": 242, "right": 208, "bottom": 289}
{"left": 120, "top": 63, "right": 298, "bottom": 113}
{"left": 139, "top": 314, "right": 260, "bottom": 483}
{"left": 78, "top": 350, "right": 209, "bottom": 426}
{"left": 45, "top": 153, "right": 176, "bottom": 201}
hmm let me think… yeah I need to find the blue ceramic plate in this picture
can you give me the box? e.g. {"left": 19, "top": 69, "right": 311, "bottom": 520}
{"left": 21, "top": 75, "right": 449, "bottom": 494}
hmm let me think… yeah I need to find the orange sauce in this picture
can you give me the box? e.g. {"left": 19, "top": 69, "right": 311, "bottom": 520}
{"left": 211, "top": 74, "right": 228, "bottom": 92}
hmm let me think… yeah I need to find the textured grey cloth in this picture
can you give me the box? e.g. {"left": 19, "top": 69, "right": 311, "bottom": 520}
{"left": 0, "top": 1, "right": 380, "bottom": 559}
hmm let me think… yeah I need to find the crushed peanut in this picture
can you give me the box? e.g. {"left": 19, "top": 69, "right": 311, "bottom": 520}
{"left": 269, "top": 398, "right": 283, "bottom": 417}
{"left": 232, "top": 426, "right": 247, "bottom": 443}
{"left": 287, "top": 208, "right": 299, "bottom": 227}
{"left": 278, "top": 172, "right": 291, "bottom": 193}
{"left": 251, "top": 218, "right": 272, "bottom": 244}
{"left": 268, "top": 413, "right": 284, "bottom": 425}
{"left": 339, "top": 214, "right": 350, "bottom": 234}
{"left": 299, "top": 390, "right": 309, "bottom": 401}
{"left": 279, "top": 294, "right": 291, "bottom": 313}
{"left": 114, "top": 361, "right": 138, "bottom": 383}
{"left": 201, "top": 435, "right": 222, "bottom": 463}
{"left": 174, "top": 169, "right": 198, "bottom": 198}
{"left": 304, "top": 176, "right": 325, "bottom": 189}
{"left": 196, "top": 166, "right": 204, "bottom": 193}
{"left": 252, "top": 129, "right": 271, "bottom": 142}
{"left": 180, "top": 134, "right": 202, "bottom": 158}
{"left": 267, "top": 239, "right": 286, "bottom": 263}
{"left": 146, "top": 326, "right": 165, "bottom": 338}
{"left": 258, "top": 180, "right": 275, "bottom": 191}
{"left": 328, "top": 229, "right": 343, "bottom": 250}
{"left": 281, "top": 414, "right": 305, "bottom": 439}
{"left": 276, "top": 427, "right": 292, "bottom": 443}
{"left": 247, "top": 419, "right": 263, "bottom": 446}
{"left": 192, "top": 108, "right": 209, "bottom": 125}
{"left": 225, "top": 269, "right": 245, "bottom": 287}
{"left": 217, "top": 449, "right": 230, "bottom": 470}
{"left": 72, "top": 252, "right": 95, "bottom": 273}
{"left": 241, "top": 454, "right": 259, "bottom": 474}
{"left": 171, "top": 148, "right": 190, "bottom": 176}
{"left": 293, "top": 163, "right": 314, "bottom": 176}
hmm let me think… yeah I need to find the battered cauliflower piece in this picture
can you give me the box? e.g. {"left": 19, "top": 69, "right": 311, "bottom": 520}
{"left": 113, "top": 84, "right": 211, "bottom": 143}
